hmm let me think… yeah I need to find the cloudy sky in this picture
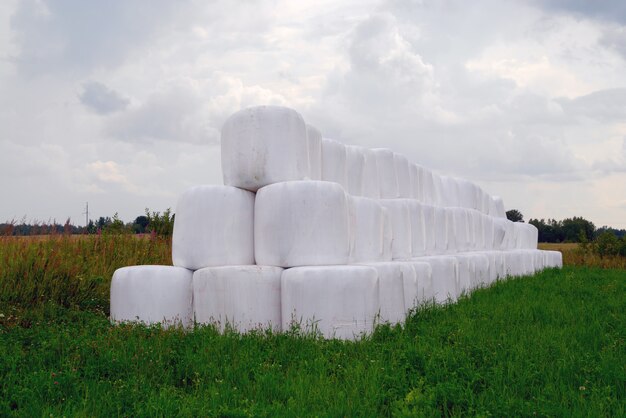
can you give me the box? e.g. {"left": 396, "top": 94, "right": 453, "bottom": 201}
{"left": 1, "top": 0, "right": 625, "bottom": 228}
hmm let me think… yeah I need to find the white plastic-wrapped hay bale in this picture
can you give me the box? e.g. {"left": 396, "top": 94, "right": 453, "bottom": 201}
{"left": 380, "top": 199, "right": 412, "bottom": 260}
{"left": 451, "top": 208, "right": 470, "bottom": 253}
{"left": 361, "top": 148, "right": 381, "bottom": 199}
{"left": 531, "top": 249, "right": 544, "bottom": 273}
{"left": 172, "top": 185, "right": 255, "bottom": 270}
{"left": 407, "top": 200, "right": 426, "bottom": 257}
{"left": 193, "top": 265, "right": 282, "bottom": 332}
{"left": 432, "top": 172, "right": 445, "bottom": 207}
{"left": 502, "top": 220, "right": 516, "bottom": 250}
{"left": 281, "top": 266, "right": 379, "bottom": 340}
{"left": 474, "top": 251, "right": 501, "bottom": 285}
{"left": 457, "top": 178, "right": 475, "bottom": 209}
{"left": 359, "top": 262, "right": 409, "bottom": 324}
{"left": 221, "top": 106, "right": 308, "bottom": 191}
{"left": 543, "top": 250, "right": 563, "bottom": 268}
{"left": 493, "top": 196, "right": 506, "bottom": 218}
{"left": 489, "top": 197, "right": 498, "bottom": 218}
{"left": 441, "top": 176, "right": 461, "bottom": 208}
{"left": 382, "top": 208, "right": 393, "bottom": 261}
{"left": 452, "top": 253, "right": 474, "bottom": 296}
{"left": 492, "top": 218, "right": 507, "bottom": 250}
{"left": 422, "top": 204, "right": 436, "bottom": 254}
{"left": 472, "top": 253, "right": 491, "bottom": 289}
{"left": 321, "top": 138, "right": 348, "bottom": 188}
{"left": 480, "top": 189, "right": 492, "bottom": 215}
{"left": 345, "top": 145, "right": 365, "bottom": 196}
{"left": 421, "top": 168, "right": 436, "bottom": 205}
{"left": 417, "top": 256, "right": 459, "bottom": 303}
{"left": 520, "top": 250, "right": 536, "bottom": 276}
{"left": 433, "top": 206, "right": 448, "bottom": 254}
{"left": 408, "top": 164, "right": 419, "bottom": 200}
{"left": 306, "top": 124, "right": 322, "bottom": 180}
{"left": 255, "top": 181, "right": 350, "bottom": 267}
{"left": 348, "top": 196, "right": 385, "bottom": 263}
{"left": 444, "top": 208, "right": 457, "bottom": 254}
{"left": 373, "top": 148, "right": 399, "bottom": 198}
{"left": 110, "top": 265, "right": 193, "bottom": 328}
{"left": 394, "top": 152, "right": 412, "bottom": 198}
{"left": 483, "top": 214, "right": 495, "bottom": 251}
{"left": 504, "top": 250, "right": 524, "bottom": 277}
{"left": 405, "top": 261, "right": 433, "bottom": 307}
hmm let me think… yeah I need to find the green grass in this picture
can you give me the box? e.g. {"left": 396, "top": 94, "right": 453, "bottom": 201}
{"left": 1, "top": 266, "right": 624, "bottom": 416}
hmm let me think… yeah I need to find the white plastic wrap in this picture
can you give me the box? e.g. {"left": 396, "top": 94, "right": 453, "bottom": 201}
{"left": 483, "top": 214, "right": 495, "bottom": 250}
{"left": 221, "top": 106, "right": 308, "bottom": 191}
{"left": 382, "top": 208, "right": 393, "bottom": 261}
{"left": 489, "top": 197, "right": 498, "bottom": 218}
{"left": 421, "top": 168, "right": 435, "bottom": 205}
{"left": 452, "top": 253, "right": 474, "bottom": 296}
{"left": 281, "top": 266, "right": 379, "bottom": 340}
{"left": 110, "top": 265, "right": 193, "bottom": 328}
{"left": 531, "top": 249, "right": 544, "bottom": 272}
{"left": 193, "top": 265, "right": 282, "bottom": 332}
{"left": 417, "top": 256, "right": 459, "bottom": 303}
{"left": 441, "top": 176, "right": 460, "bottom": 208}
{"left": 394, "top": 153, "right": 412, "bottom": 198}
{"left": 444, "top": 208, "right": 456, "bottom": 253}
{"left": 475, "top": 251, "right": 501, "bottom": 284}
{"left": 306, "top": 124, "right": 322, "bottom": 180}
{"left": 542, "top": 250, "right": 563, "bottom": 268}
{"left": 493, "top": 196, "right": 506, "bottom": 218}
{"left": 321, "top": 138, "right": 348, "bottom": 188}
{"left": 409, "top": 164, "right": 421, "bottom": 200}
{"left": 451, "top": 208, "right": 470, "bottom": 253}
{"left": 480, "top": 189, "right": 491, "bottom": 215}
{"left": 432, "top": 172, "right": 445, "bottom": 207}
{"left": 255, "top": 181, "right": 350, "bottom": 267}
{"left": 407, "top": 200, "right": 426, "bottom": 257}
{"left": 380, "top": 199, "right": 412, "bottom": 260}
{"left": 406, "top": 261, "right": 433, "bottom": 307}
{"left": 172, "top": 185, "right": 255, "bottom": 270}
{"left": 361, "top": 148, "right": 381, "bottom": 199}
{"left": 502, "top": 220, "right": 516, "bottom": 250}
{"left": 345, "top": 145, "right": 365, "bottom": 196}
{"left": 433, "top": 206, "right": 448, "bottom": 254}
{"left": 504, "top": 250, "right": 524, "bottom": 277}
{"left": 422, "top": 204, "right": 436, "bottom": 254}
{"left": 348, "top": 196, "right": 385, "bottom": 263}
{"left": 373, "top": 148, "right": 399, "bottom": 198}
{"left": 359, "top": 262, "right": 409, "bottom": 324}
{"left": 472, "top": 253, "right": 491, "bottom": 289}
{"left": 456, "top": 178, "right": 474, "bottom": 209}
{"left": 492, "top": 218, "right": 507, "bottom": 250}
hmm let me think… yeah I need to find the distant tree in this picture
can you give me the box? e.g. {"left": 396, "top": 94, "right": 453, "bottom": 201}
{"left": 132, "top": 215, "right": 150, "bottom": 234}
{"left": 594, "top": 231, "right": 621, "bottom": 258}
{"left": 96, "top": 216, "right": 112, "bottom": 231}
{"left": 102, "top": 213, "right": 129, "bottom": 235}
{"left": 506, "top": 209, "right": 524, "bottom": 223}
{"left": 561, "top": 217, "right": 595, "bottom": 242}
{"left": 86, "top": 220, "right": 97, "bottom": 234}
{"left": 145, "top": 208, "right": 174, "bottom": 238}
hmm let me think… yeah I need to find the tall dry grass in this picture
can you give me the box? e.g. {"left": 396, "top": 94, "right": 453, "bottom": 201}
{"left": 539, "top": 242, "right": 626, "bottom": 269}
{"left": 0, "top": 234, "right": 171, "bottom": 311}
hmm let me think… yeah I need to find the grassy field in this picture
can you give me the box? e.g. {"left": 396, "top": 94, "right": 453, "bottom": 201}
{"left": 539, "top": 242, "right": 626, "bottom": 270}
{"left": 1, "top": 236, "right": 624, "bottom": 416}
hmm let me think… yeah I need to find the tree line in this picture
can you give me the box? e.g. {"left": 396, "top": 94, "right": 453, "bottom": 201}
{"left": 1, "top": 209, "right": 174, "bottom": 238}
{"left": 506, "top": 210, "right": 626, "bottom": 257}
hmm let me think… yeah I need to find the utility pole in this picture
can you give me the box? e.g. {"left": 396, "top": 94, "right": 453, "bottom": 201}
{"left": 83, "top": 202, "right": 89, "bottom": 228}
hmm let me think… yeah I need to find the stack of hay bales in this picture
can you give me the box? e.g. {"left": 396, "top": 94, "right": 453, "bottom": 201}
{"left": 110, "top": 106, "right": 562, "bottom": 339}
